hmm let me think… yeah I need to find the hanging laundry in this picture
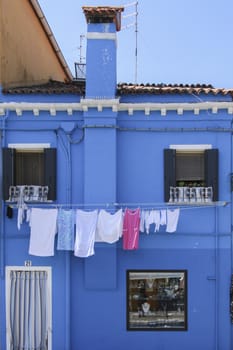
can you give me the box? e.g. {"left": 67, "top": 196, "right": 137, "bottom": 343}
{"left": 29, "top": 208, "right": 58, "bottom": 256}
{"left": 151, "top": 210, "right": 161, "bottom": 232}
{"left": 166, "top": 208, "right": 180, "bottom": 233}
{"left": 123, "top": 208, "right": 140, "bottom": 250}
{"left": 145, "top": 210, "right": 154, "bottom": 234}
{"left": 160, "top": 209, "right": 167, "bottom": 226}
{"left": 57, "top": 209, "right": 75, "bottom": 251}
{"left": 16, "top": 186, "right": 28, "bottom": 230}
{"left": 140, "top": 210, "right": 151, "bottom": 234}
{"left": 74, "top": 209, "right": 98, "bottom": 258}
{"left": 95, "top": 209, "right": 123, "bottom": 243}
{"left": 139, "top": 209, "right": 146, "bottom": 233}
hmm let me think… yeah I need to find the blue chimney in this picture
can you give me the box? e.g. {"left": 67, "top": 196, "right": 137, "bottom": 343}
{"left": 82, "top": 6, "right": 124, "bottom": 99}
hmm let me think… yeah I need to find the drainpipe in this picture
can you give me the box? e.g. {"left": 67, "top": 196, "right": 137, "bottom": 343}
{"left": 0, "top": 110, "right": 9, "bottom": 350}
{"left": 57, "top": 126, "right": 73, "bottom": 350}
{"left": 65, "top": 136, "right": 71, "bottom": 350}
{"left": 215, "top": 207, "right": 219, "bottom": 350}
{"left": 231, "top": 119, "right": 233, "bottom": 349}
{"left": 0, "top": 110, "right": 9, "bottom": 279}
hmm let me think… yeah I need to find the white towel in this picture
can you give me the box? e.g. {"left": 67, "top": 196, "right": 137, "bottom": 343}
{"left": 74, "top": 209, "right": 98, "bottom": 258}
{"left": 166, "top": 209, "right": 180, "bottom": 233}
{"left": 29, "top": 208, "right": 58, "bottom": 256}
{"left": 95, "top": 209, "right": 123, "bottom": 243}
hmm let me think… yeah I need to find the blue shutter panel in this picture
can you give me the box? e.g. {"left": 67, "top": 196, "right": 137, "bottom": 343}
{"left": 204, "top": 149, "right": 218, "bottom": 201}
{"left": 2, "top": 148, "right": 15, "bottom": 200}
{"left": 164, "top": 149, "right": 176, "bottom": 202}
{"left": 44, "top": 148, "right": 57, "bottom": 200}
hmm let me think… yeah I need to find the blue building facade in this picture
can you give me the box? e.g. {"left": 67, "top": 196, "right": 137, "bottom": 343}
{"left": 0, "top": 5, "right": 233, "bottom": 350}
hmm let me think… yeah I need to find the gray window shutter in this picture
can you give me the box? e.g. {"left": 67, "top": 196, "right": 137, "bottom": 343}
{"left": 204, "top": 149, "right": 218, "bottom": 201}
{"left": 2, "top": 148, "right": 15, "bottom": 200}
{"left": 164, "top": 149, "right": 176, "bottom": 202}
{"left": 44, "top": 148, "right": 57, "bottom": 200}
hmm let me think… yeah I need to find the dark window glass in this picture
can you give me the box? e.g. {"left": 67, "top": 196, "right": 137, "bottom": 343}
{"left": 176, "top": 152, "right": 204, "bottom": 182}
{"left": 127, "top": 270, "right": 188, "bottom": 331}
{"left": 2, "top": 148, "right": 57, "bottom": 201}
{"left": 15, "top": 151, "right": 44, "bottom": 185}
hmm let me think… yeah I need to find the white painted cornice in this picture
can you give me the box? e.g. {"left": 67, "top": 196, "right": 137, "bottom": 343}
{"left": 0, "top": 100, "right": 233, "bottom": 116}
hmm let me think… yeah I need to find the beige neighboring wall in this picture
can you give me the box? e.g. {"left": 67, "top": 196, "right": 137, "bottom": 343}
{"left": 0, "top": 0, "right": 72, "bottom": 89}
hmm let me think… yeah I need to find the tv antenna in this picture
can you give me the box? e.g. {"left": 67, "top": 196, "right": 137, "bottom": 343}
{"left": 75, "top": 34, "right": 86, "bottom": 80}
{"left": 122, "top": 1, "right": 138, "bottom": 83}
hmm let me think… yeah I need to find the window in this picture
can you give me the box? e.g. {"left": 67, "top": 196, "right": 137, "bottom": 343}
{"left": 127, "top": 270, "right": 188, "bottom": 331}
{"left": 2, "top": 145, "right": 56, "bottom": 201}
{"left": 164, "top": 146, "right": 218, "bottom": 202}
{"left": 5, "top": 266, "right": 52, "bottom": 350}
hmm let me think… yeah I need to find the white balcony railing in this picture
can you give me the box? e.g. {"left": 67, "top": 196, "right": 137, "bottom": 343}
{"left": 169, "top": 186, "right": 213, "bottom": 204}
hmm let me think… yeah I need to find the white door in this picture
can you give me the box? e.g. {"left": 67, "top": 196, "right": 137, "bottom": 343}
{"left": 5, "top": 266, "right": 52, "bottom": 350}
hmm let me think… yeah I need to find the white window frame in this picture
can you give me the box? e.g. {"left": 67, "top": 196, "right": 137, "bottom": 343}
{"left": 169, "top": 144, "right": 212, "bottom": 151}
{"left": 8, "top": 143, "right": 51, "bottom": 150}
{"left": 5, "top": 266, "right": 52, "bottom": 350}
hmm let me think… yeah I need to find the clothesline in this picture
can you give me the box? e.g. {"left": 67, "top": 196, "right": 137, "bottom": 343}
{"left": 7, "top": 200, "right": 229, "bottom": 211}
{"left": 10, "top": 201, "right": 228, "bottom": 258}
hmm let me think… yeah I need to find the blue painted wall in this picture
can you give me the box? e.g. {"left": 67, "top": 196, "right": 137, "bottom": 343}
{"left": 0, "top": 92, "right": 232, "bottom": 350}
{"left": 0, "top": 11, "right": 233, "bottom": 350}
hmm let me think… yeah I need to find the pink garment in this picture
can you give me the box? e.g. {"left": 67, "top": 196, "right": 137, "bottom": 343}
{"left": 123, "top": 208, "right": 140, "bottom": 250}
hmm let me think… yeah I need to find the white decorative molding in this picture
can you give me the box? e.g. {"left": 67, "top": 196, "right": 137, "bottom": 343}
{"left": 212, "top": 107, "right": 218, "bottom": 114}
{"left": 161, "top": 108, "right": 167, "bottom": 116}
{"left": 86, "top": 32, "right": 116, "bottom": 40}
{"left": 177, "top": 108, "right": 183, "bottom": 115}
{"left": 33, "top": 108, "right": 39, "bottom": 116}
{"left": 67, "top": 108, "right": 73, "bottom": 116}
{"left": 128, "top": 108, "right": 133, "bottom": 116}
{"left": 0, "top": 100, "right": 233, "bottom": 116}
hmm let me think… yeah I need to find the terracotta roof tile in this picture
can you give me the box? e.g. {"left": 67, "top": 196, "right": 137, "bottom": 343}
{"left": 3, "top": 80, "right": 233, "bottom": 97}
{"left": 82, "top": 6, "right": 124, "bottom": 31}
{"left": 3, "top": 80, "right": 85, "bottom": 95}
{"left": 117, "top": 83, "right": 233, "bottom": 96}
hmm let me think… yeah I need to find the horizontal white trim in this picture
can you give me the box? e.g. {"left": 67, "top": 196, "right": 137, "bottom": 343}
{"left": 8, "top": 143, "right": 51, "bottom": 149}
{"left": 169, "top": 144, "right": 212, "bottom": 150}
{"left": 5, "top": 265, "right": 51, "bottom": 272}
{"left": 86, "top": 32, "right": 116, "bottom": 40}
{"left": 0, "top": 100, "right": 233, "bottom": 116}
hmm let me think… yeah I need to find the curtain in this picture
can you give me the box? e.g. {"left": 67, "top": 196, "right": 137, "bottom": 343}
{"left": 9, "top": 270, "right": 48, "bottom": 350}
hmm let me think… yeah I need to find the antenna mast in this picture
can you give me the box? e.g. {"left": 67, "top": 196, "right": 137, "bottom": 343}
{"left": 122, "top": 1, "right": 139, "bottom": 84}
{"left": 135, "top": 1, "right": 138, "bottom": 84}
{"left": 78, "top": 34, "right": 85, "bottom": 64}
{"left": 75, "top": 34, "right": 86, "bottom": 80}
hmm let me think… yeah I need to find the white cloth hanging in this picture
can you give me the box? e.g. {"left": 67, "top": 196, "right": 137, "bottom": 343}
{"left": 160, "top": 209, "right": 167, "bottom": 226}
{"left": 95, "top": 209, "right": 123, "bottom": 243}
{"left": 166, "top": 208, "right": 180, "bottom": 233}
{"left": 74, "top": 209, "right": 98, "bottom": 258}
{"left": 29, "top": 208, "right": 58, "bottom": 256}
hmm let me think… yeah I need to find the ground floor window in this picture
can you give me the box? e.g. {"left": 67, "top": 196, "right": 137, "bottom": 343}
{"left": 127, "top": 270, "right": 187, "bottom": 331}
{"left": 5, "top": 266, "right": 52, "bottom": 350}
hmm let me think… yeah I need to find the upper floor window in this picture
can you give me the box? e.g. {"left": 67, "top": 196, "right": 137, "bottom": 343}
{"left": 3, "top": 144, "right": 56, "bottom": 201}
{"left": 164, "top": 145, "right": 218, "bottom": 203}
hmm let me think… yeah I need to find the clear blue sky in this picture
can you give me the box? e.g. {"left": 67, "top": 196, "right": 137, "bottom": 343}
{"left": 39, "top": 0, "right": 233, "bottom": 88}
